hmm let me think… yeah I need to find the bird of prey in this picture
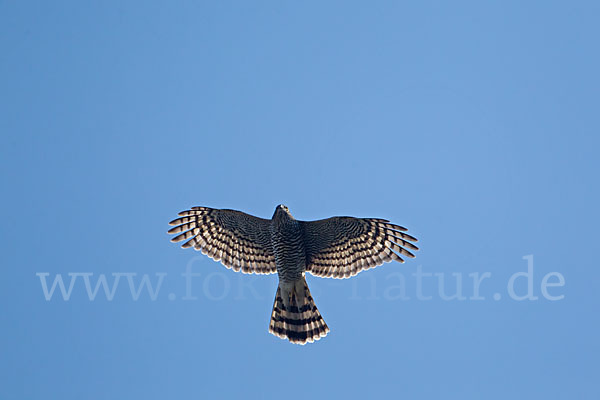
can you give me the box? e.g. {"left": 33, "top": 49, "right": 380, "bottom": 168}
{"left": 168, "top": 205, "right": 418, "bottom": 345}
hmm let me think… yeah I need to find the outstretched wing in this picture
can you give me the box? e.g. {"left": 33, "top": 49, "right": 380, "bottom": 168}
{"left": 300, "top": 217, "right": 418, "bottom": 279}
{"left": 168, "top": 207, "right": 276, "bottom": 274}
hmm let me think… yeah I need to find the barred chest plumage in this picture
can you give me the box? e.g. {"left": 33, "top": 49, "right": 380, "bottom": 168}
{"left": 270, "top": 218, "right": 306, "bottom": 282}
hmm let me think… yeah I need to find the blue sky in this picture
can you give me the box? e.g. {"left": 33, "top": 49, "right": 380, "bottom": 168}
{"left": 1, "top": 1, "right": 599, "bottom": 399}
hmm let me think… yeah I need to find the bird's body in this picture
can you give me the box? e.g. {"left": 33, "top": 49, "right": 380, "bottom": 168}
{"left": 268, "top": 206, "right": 328, "bottom": 342}
{"left": 168, "top": 204, "right": 418, "bottom": 344}
{"left": 271, "top": 206, "right": 305, "bottom": 284}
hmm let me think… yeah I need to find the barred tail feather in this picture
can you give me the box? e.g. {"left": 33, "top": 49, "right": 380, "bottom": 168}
{"left": 269, "top": 278, "right": 330, "bottom": 345}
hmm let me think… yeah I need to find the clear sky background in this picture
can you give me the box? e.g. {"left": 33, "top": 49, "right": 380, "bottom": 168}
{"left": 1, "top": 1, "right": 599, "bottom": 399}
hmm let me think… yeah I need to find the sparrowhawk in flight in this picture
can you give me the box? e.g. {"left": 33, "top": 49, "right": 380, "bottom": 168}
{"left": 168, "top": 205, "right": 419, "bottom": 344}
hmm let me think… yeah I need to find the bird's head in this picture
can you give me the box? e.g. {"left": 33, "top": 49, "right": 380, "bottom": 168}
{"left": 273, "top": 204, "right": 293, "bottom": 220}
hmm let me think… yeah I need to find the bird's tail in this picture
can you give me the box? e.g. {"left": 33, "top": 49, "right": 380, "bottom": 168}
{"left": 269, "top": 277, "right": 330, "bottom": 345}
